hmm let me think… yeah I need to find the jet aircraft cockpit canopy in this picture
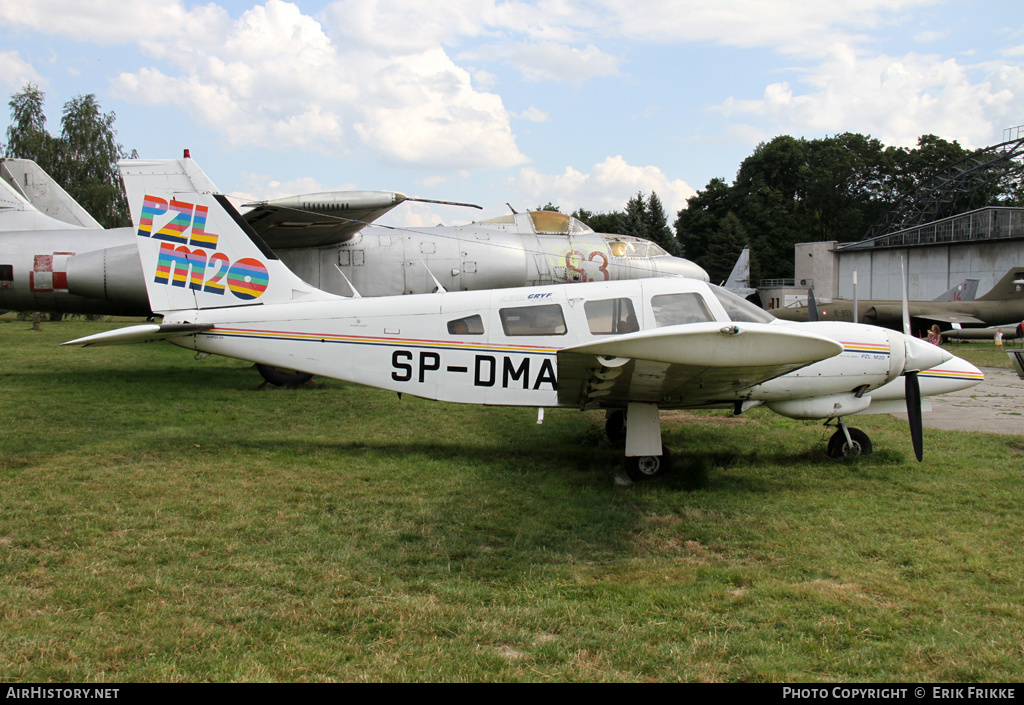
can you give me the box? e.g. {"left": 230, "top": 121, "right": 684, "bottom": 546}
{"left": 604, "top": 235, "right": 669, "bottom": 259}
{"left": 476, "top": 211, "right": 595, "bottom": 235}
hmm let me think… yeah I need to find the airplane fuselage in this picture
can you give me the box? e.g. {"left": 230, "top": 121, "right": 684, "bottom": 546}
{"left": 774, "top": 269, "right": 1024, "bottom": 332}
{"left": 153, "top": 277, "right": 970, "bottom": 413}
{"left": 0, "top": 228, "right": 147, "bottom": 315}
{"left": 0, "top": 221, "right": 705, "bottom": 315}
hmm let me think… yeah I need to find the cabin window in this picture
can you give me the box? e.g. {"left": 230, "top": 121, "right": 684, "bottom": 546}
{"left": 0, "top": 264, "right": 12, "bottom": 281}
{"left": 585, "top": 298, "right": 638, "bottom": 335}
{"left": 447, "top": 314, "right": 484, "bottom": 335}
{"left": 499, "top": 304, "right": 567, "bottom": 336}
{"left": 651, "top": 293, "right": 715, "bottom": 327}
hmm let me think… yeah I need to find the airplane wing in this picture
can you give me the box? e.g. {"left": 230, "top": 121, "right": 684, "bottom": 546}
{"left": 62, "top": 323, "right": 212, "bottom": 347}
{"left": 556, "top": 323, "right": 843, "bottom": 408}
{"left": 243, "top": 191, "right": 481, "bottom": 249}
{"left": 912, "top": 310, "right": 988, "bottom": 325}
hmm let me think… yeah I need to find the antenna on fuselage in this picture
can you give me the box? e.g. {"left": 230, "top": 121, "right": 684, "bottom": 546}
{"left": 334, "top": 264, "right": 362, "bottom": 298}
{"left": 420, "top": 260, "right": 448, "bottom": 294}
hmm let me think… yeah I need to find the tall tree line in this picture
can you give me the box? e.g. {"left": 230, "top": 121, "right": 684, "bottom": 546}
{"left": 3, "top": 84, "right": 136, "bottom": 228}
{"left": 676, "top": 132, "right": 1023, "bottom": 284}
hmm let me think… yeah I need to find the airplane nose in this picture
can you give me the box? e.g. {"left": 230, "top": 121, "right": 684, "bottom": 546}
{"left": 655, "top": 257, "right": 709, "bottom": 282}
{"left": 903, "top": 335, "right": 952, "bottom": 372}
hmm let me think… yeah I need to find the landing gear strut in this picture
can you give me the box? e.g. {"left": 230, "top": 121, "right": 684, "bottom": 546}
{"left": 609, "top": 403, "right": 674, "bottom": 482}
{"left": 826, "top": 418, "right": 873, "bottom": 459}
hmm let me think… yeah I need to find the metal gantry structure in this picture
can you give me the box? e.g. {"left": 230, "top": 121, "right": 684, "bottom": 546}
{"left": 862, "top": 127, "right": 1024, "bottom": 242}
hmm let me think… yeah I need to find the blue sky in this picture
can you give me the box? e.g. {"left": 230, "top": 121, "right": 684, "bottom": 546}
{"left": 2, "top": 0, "right": 1022, "bottom": 228}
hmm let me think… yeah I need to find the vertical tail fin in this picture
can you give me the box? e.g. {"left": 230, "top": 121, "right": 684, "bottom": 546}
{"left": 119, "top": 157, "right": 337, "bottom": 313}
{"left": 976, "top": 268, "right": 1024, "bottom": 302}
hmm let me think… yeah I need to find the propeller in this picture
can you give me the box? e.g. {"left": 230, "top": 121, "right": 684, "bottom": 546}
{"left": 900, "top": 257, "right": 926, "bottom": 461}
{"left": 806, "top": 287, "right": 819, "bottom": 322}
{"left": 905, "top": 369, "right": 923, "bottom": 461}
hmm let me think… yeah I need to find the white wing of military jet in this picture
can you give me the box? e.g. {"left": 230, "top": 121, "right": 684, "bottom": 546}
{"left": 64, "top": 157, "right": 984, "bottom": 481}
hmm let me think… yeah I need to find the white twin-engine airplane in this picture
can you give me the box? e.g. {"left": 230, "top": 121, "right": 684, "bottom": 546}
{"left": 66, "top": 158, "right": 984, "bottom": 481}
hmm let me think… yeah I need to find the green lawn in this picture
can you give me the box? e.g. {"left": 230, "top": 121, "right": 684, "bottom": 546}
{"left": 1, "top": 316, "right": 1022, "bottom": 682}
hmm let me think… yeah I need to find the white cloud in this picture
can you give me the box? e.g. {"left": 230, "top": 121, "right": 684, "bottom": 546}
{"left": 509, "top": 155, "right": 696, "bottom": 215}
{"left": 715, "top": 45, "right": 1024, "bottom": 149}
{"left": 570, "top": 0, "right": 939, "bottom": 54}
{"left": 0, "top": 51, "right": 43, "bottom": 91}
{"left": 464, "top": 41, "right": 622, "bottom": 83}
{"left": 0, "top": 0, "right": 206, "bottom": 46}
{"left": 517, "top": 106, "right": 549, "bottom": 122}
{"left": 5, "top": 0, "right": 1022, "bottom": 181}
{"left": 103, "top": 1, "right": 527, "bottom": 168}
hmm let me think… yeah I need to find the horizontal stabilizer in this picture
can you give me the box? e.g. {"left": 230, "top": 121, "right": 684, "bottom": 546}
{"left": 62, "top": 323, "right": 212, "bottom": 347}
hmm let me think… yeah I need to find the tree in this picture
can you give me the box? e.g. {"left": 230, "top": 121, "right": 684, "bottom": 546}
{"left": 622, "top": 192, "right": 648, "bottom": 240}
{"left": 4, "top": 84, "right": 55, "bottom": 170}
{"left": 4, "top": 85, "right": 135, "bottom": 227}
{"left": 703, "top": 212, "right": 748, "bottom": 285}
{"left": 673, "top": 132, "right": 1012, "bottom": 282}
{"left": 674, "top": 177, "right": 733, "bottom": 263}
{"left": 572, "top": 207, "right": 624, "bottom": 234}
{"left": 642, "top": 192, "right": 683, "bottom": 255}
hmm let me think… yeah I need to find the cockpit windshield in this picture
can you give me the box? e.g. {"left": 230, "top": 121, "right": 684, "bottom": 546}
{"left": 709, "top": 284, "right": 775, "bottom": 323}
{"left": 603, "top": 234, "right": 668, "bottom": 259}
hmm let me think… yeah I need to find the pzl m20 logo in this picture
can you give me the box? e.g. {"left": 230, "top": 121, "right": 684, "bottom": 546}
{"left": 136, "top": 194, "right": 269, "bottom": 300}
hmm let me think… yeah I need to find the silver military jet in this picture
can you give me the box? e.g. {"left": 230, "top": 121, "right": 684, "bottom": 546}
{"left": 0, "top": 157, "right": 707, "bottom": 320}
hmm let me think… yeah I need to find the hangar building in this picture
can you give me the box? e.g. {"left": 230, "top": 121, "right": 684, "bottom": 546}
{"left": 769, "top": 206, "right": 1024, "bottom": 308}
{"left": 760, "top": 129, "right": 1024, "bottom": 309}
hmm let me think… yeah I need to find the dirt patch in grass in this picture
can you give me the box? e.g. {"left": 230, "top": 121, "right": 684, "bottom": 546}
{"left": 661, "top": 410, "right": 748, "bottom": 426}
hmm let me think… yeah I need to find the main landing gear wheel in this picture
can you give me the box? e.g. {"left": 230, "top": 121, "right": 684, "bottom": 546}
{"left": 827, "top": 427, "right": 872, "bottom": 459}
{"left": 255, "top": 363, "right": 315, "bottom": 387}
{"left": 623, "top": 447, "right": 673, "bottom": 482}
{"left": 605, "top": 410, "right": 627, "bottom": 444}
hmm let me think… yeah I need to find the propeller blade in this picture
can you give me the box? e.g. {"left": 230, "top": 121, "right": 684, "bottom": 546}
{"left": 807, "top": 288, "right": 819, "bottom": 322}
{"left": 906, "top": 370, "right": 923, "bottom": 461}
{"left": 901, "top": 257, "right": 911, "bottom": 336}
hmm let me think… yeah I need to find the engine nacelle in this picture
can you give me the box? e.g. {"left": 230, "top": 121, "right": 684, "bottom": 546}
{"left": 66, "top": 244, "right": 150, "bottom": 312}
{"left": 767, "top": 393, "right": 873, "bottom": 420}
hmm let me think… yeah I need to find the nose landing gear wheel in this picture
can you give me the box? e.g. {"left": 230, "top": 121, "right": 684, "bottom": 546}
{"left": 827, "top": 427, "right": 872, "bottom": 459}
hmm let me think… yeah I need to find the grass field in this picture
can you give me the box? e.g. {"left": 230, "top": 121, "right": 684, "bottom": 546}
{"left": 2, "top": 315, "right": 1023, "bottom": 682}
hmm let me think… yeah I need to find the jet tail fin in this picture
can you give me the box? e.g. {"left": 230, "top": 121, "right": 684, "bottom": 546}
{"left": 725, "top": 246, "right": 750, "bottom": 290}
{"left": 0, "top": 158, "right": 102, "bottom": 231}
{"left": 976, "top": 268, "right": 1024, "bottom": 302}
{"left": 119, "top": 157, "right": 338, "bottom": 313}
{"left": 932, "top": 278, "right": 979, "bottom": 302}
